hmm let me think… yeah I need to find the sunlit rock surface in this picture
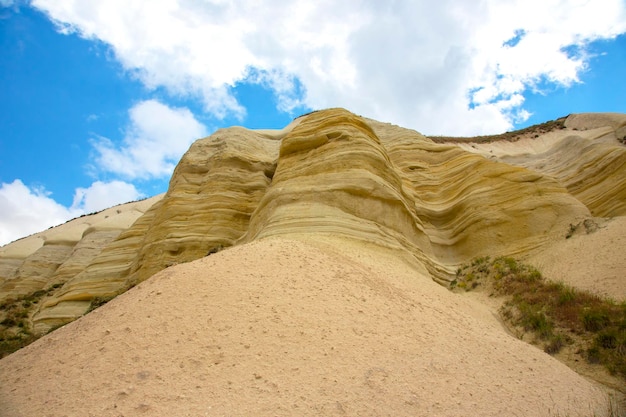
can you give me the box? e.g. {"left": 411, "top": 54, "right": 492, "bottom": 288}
{"left": 0, "top": 196, "right": 162, "bottom": 332}
{"left": 1, "top": 108, "right": 623, "bottom": 333}
{"left": 449, "top": 112, "right": 626, "bottom": 217}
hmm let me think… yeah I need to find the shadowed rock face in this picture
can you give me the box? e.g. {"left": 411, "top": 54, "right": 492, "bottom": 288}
{"left": 1, "top": 108, "right": 624, "bottom": 333}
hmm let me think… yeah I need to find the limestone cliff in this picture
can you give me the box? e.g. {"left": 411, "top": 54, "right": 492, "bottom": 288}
{"left": 1, "top": 108, "right": 624, "bottom": 336}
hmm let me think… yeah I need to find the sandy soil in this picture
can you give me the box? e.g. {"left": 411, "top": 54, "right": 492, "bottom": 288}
{"left": 0, "top": 236, "right": 612, "bottom": 417}
{"left": 526, "top": 216, "right": 626, "bottom": 301}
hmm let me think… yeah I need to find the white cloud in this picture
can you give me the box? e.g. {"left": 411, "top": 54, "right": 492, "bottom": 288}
{"left": 91, "top": 99, "right": 208, "bottom": 179}
{"left": 71, "top": 180, "right": 142, "bottom": 213}
{"left": 0, "top": 179, "right": 141, "bottom": 246}
{"left": 0, "top": 180, "right": 78, "bottom": 245}
{"left": 32, "top": 0, "right": 626, "bottom": 135}
{"left": 0, "top": 99, "right": 200, "bottom": 245}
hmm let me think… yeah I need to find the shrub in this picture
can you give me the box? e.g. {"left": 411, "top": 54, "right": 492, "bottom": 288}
{"left": 596, "top": 330, "right": 618, "bottom": 349}
{"left": 544, "top": 334, "right": 566, "bottom": 354}
{"left": 582, "top": 308, "right": 610, "bottom": 332}
{"left": 518, "top": 302, "right": 553, "bottom": 339}
{"left": 587, "top": 346, "right": 601, "bottom": 364}
{"left": 556, "top": 284, "right": 577, "bottom": 305}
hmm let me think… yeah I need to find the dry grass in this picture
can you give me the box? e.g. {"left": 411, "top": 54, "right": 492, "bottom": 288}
{"left": 0, "top": 283, "right": 64, "bottom": 358}
{"left": 428, "top": 116, "right": 568, "bottom": 143}
{"left": 451, "top": 256, "right": 626, "bottom": 381}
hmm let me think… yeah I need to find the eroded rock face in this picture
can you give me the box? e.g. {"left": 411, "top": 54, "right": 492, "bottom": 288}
{"left": 2, "top": 108, "right": 622, "bottom": 333}
{"left": 0, "top": 196, "right": 162, "bottom": 333}
{"left": 450, "top": 113, "right": 626, "bottom": 217}
{"left": 126, "top": 127, "right": 280, "bottom": 285}
{"left": 241, "top": 110, "right": 437, "bottom": 277}
{"left": 29, "top": 128, "right": 283, "bottom": 331}
{"left": 368, "top": 118, "right": 589, "bottom": 266}
{"left": 0, "top": 243, "right": 74, "bottom": 299}
{"left": 241, "top": 110, "right": 588, "bottom": 281}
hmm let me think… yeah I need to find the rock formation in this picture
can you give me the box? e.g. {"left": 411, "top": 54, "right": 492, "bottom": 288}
{"left": 1, "top": 108, "right": 625, "bottom": 416}
{"left": 448, "top": 113, "right": 626, "bottom": 217}
{"left": 0, "top": 196, "right": 160, "bottom": 302}
{"left": 1, "top": 108, "right": 624, "bottom": 334}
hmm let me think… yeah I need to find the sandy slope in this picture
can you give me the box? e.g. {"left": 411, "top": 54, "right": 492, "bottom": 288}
{"left": 526, "top": 216, "right": 626, "bottom": 301}
{"left": 0, "top": 237, "right": 610, "bottom": 417}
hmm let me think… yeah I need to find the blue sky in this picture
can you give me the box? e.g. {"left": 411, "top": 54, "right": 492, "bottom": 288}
{"left": 1, "top": 0, "right": 625, "bottom": 245}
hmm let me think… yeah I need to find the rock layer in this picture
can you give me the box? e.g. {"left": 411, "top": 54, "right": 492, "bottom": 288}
{"left": 31, "top": 128, "right": 283, "bottom": 330}
{"left": 0, "top": 196, "right": 161, "bottom": 332}
{"left": 0, "top": 197, "right": 160, "bottom": 300}
{"left": 449, "top": 112, "right": 626, "bottom": 217}
{"left": 0, "top": 108, "right": 623, "bottom": 334}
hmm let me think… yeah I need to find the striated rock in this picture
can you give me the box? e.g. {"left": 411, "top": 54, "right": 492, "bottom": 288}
{"left": 241, "top": 110, "right": 588, "bottom": 281}
{"left": 0, "top": 243, "right": 74, "bottom": 302}
{"left": 241, "top": 110, "right": 437, "bottom": 278}
{"left": 32, "top": 198, "right": 165, "bottom": 332}
{"left": 450, "top": 113, "right": 626, "bottom": 217}
{"left": 51, "top": 230, "right": 124, "bottom": 284}
{"left": 0, "top": 108, "right": 622, "bottom": 335}
{"left": 0, "top": 196, "right": 161, "bottom": 332}
{"left": 125, "top": 126, "right": 282, "bottom": 285}
{"left": 33, "top": 128, "right": 284, "bottom": 330}
{"left": 369, "top": 118, "right": 589, "bottom": 265}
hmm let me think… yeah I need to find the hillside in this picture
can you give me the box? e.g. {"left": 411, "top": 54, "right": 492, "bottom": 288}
{"left": 1, "top": 108, "right": 625, "bottom": 415}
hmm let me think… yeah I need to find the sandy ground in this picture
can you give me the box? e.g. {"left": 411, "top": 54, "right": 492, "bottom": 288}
{"left": 0, "top": 236, "right": 612, "bottom": 417}
{"left": 526, "top": 216, "right": 626, "bottom": 301}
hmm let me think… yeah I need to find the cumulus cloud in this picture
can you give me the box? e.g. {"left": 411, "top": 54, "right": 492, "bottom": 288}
{"left": 91, "top": 99, "right": 208, "bottom": 179}
{"left": 0, "top": 179, "right": 141, "bottom": 246}
{"left": 1, "top": 98, "right": 197, "bottom": 244}
{"left": 70, "top": 180, "right": 142, "bottom": 213}
{"left": 0, "top": 180, "right": 77, "bottom": 245}
{"left": 30, "top": 0, "right": 626, "bottom": 134}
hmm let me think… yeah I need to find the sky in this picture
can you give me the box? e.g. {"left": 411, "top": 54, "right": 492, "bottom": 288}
{"left": 1, "top": 0, "right": 625, "bottom": 246}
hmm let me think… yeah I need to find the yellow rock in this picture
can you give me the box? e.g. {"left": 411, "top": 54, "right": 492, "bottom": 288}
{"left": 0, "top": 196, "right": 161, "bottom": 332}
{"left": 451, "top": 113, "right": 626, "bottom": 217}
{"left": 0, "top": 108, "right": 622, "bottom": 334}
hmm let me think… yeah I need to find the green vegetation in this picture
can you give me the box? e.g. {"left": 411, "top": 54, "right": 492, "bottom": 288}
{"left": 1, "top": 282, "right": 120, "bottom": 358}
{"left": 451, "top": 256, "right": 626, "bottom": 380}
{"left": 0, "top": 283, "right": 63, "bottom": 358}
